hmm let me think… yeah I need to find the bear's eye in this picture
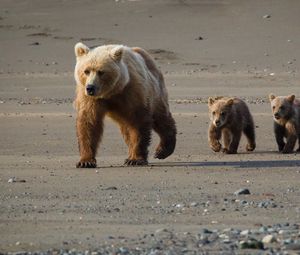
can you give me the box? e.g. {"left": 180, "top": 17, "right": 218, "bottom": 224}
{"left": 212, "top": 111, "right": 215, "bottom": 115}
{"left": 272, "top": 106, "right": 275, "bottom": 110}
{"left": 84, "top": 69, "right": 90, "bottom": 75}
{"left": 280, "top": 106, "right": 285, "bottom": 110}
{"left": 97, "top": 70, "right": 104, "bottom": 76}
{"left": 221, "top": 111, "right": 226, "bottom": 116}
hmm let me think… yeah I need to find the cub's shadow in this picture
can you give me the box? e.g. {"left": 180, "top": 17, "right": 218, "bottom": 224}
{"left": 150, "top": 160, "right": 300, "bottom": 169}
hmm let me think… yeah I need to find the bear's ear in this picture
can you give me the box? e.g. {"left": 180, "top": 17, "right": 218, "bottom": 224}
{"left": 75, "top": 42, "right": 89, "bottom": 57}
{"left": 286, "top": 94, "right": 295, "bottom": 103}
{"left": 269, "top": 93, "right": 276, "bottom": 102}
{"left": 208, "top": 97, "right": 215, "bottom": 106}
{"left": 226, "top": 98, "right": 234, "bottom": 106}
{"left": 110, "top": 45, "right": 123, "bottom": 62}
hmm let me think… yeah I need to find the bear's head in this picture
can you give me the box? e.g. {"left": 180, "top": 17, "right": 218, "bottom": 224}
{"left": 74, "top": 42, "right": 129, "bottom": 98}
{"left": 208, "top": 97, "right": 234, "bottom": 128}
{"left": 269, "top": 94, "right": 295, "bottom": 122}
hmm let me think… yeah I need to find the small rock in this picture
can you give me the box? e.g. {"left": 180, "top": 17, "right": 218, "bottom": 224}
{"left": 234, "top": 188, "right": 250, "bottom": 195}
{"left": 30, "top": 42, "right": 40, "bottom": 46}
{"left": 190, "top": 202, "right": 198, "bottom": 207}
{"left": 199, "top": 228, "right": 213, "bottom": 235}
{"left": 262, "top": 234, "right": 276, "bottom": 243}
{"left": 104, "top": 186, "right": 117, "bottom": 190}
{"left": 195, "top": 36, "right": 204, "bottom": 40}
{"left": 259, "top": 226, "right": 268, "bottom": 233}
{"left": 240, "top": 239, "right": 264, "bottom": 250}
{"left": 8, "top": 177, "right": 16, "bottom": 183}
{"left": 263, "top": 14, "right": 271, "bottom": 19}
{"left": 240, "top": 229, "right": 250, "bottom": 236}
{"left": 118, "top": 247, "right": 129, "bottom": 254}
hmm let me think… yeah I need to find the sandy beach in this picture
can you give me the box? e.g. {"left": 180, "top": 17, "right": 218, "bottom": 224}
{"left": 1, "top": 0, "right": 300, "bottom": 253}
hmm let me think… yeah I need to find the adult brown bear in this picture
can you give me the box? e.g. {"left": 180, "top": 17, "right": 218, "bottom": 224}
{"left": 74, "top": 43, "right": 176, "bottom": 168}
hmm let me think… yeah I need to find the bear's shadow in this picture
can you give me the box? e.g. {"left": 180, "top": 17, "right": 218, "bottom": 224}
{"left": 150, "top": 160, "right": 300, "bottom": 169}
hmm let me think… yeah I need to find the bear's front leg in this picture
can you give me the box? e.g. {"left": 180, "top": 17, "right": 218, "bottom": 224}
{"left": 208, "top": 124, "right": 222, "bottom": 152}
{"left": 76, "top": 108, "right": 104, "bottom": 168}
{"left": 274, "top": 122, "right": 285, "bottom": 152}
{"left": 221, "top": 128, "right": 231, "bottom": 153}
{"left": 227, "top": 130, "right": 242, "bottom": 154}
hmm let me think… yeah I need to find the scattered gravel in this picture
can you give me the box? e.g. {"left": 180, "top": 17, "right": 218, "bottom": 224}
{"left": 4, "top": 223, "right": 299, "bottom": 255}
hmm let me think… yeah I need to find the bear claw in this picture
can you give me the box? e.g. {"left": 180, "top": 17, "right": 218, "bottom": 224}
{"left": 246, "top": 143, "right": 256, "bottom": 151}
{"left": 76, "top": 161, "right": 97, "bottom": 168}
{"left": 124, "top": 159, "right": 148, "bottom": 166}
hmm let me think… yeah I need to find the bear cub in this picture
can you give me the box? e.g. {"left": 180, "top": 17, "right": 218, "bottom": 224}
{"left": 208, "top": 97, "right": 256, "bottom": 154}
{"left": 74, "top": 43, "right": 176, "bottom": 168}
{"left": 269, "top": 94, "right": 300, "bottom": 153}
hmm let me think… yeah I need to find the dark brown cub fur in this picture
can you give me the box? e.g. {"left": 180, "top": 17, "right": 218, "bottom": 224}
{"left": 208, "top": 97, "right": 256, "bottom": 154}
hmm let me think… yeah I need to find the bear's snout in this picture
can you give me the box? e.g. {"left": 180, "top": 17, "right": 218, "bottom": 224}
{"left": 215, "top": 120, "right": 221, "bottom": 127}
{"left": 274, "top": 112, "right": 280, "bottom": 119}
{"left": 86, "top": 84, "right": 96, "bottom": 96}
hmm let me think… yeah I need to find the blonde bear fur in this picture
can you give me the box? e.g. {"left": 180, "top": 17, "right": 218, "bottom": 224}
{"left": 269, "top": 94, "right": 300, "bottom": 153}
{"left": 74, "top": 43, "right": 176, "bottom": 168}
{"left": 208, "top": 97, "right": 256, "bottom": 154}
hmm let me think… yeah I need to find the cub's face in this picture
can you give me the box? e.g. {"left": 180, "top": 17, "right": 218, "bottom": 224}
{"left": 208, "top": 97, "right": 234, "bottom": 128}
{"left": 269, "top": 94, "right": 295, "bottom": 122}
{"left": 74, "top": 43, "right": 129, "bottom": 98}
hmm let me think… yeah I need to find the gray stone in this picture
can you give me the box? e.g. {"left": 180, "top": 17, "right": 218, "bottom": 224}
{"left": 262, "top": 234, "right": 276, "bottom": 243}
{"left": 234, "top": 188, "right": 250, "bottom": 195}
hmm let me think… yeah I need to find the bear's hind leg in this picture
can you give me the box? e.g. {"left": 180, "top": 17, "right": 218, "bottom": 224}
{"left": 153, "top": 111, "right": 177, "bottom": 159}
{"left": 119, "top": 123, "right": 133, "bottom": 162}
{"left": 282, "top": 122, "right": 297, "bottom": 153}
{"left": 243, "top": 122, "right": 256, "bottom": 151}
{"left": 124, "top": 125, "right": 151, "bottom": 166}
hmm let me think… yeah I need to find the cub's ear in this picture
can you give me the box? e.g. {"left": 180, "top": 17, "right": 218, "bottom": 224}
{"left": 110, "top": 45, "right": 124, "bottom": 62}
{"left": 208, "top": 97, "right": 215, "bottom": 106}
{"left": 75, "top": 42, "right": 89, "bottom": 57}
{"left": 269, "top": 93, "right": 276, "bottom": 102}
{"left": 226, "top": 98, "right": 234, "bottom": 106}
{"left": 287, "top": 94, "right": 295, "bottom": 103}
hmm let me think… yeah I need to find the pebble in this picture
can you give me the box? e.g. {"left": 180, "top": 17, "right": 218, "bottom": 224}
{"left": 262, "top": 234, "right": 276, "bottom": 243}
{"left": 263, "top": 14, "right": 271, "bottom": 19}
{"left": 199, "top": 228, "right": 213, "bottom": 234}
{"left": 175, "top": 203, "right": 184, "bottom": 208}
{"left": 240, "top": 239, "right": 264, "bottom": 249}
{"left": 240, "top": 229, "right": 250, "bottom": 236}
{"left": 190, "top": 202, "right": 198, "bottom": 207}
{"left": 8, "top": 177, "right": 16, "bottom": 183}
{"left": 234, "top": 188, "right": 250, "bottom": 195}
{"left": 259, "top": 226, "right": 268, "bottom": 233}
